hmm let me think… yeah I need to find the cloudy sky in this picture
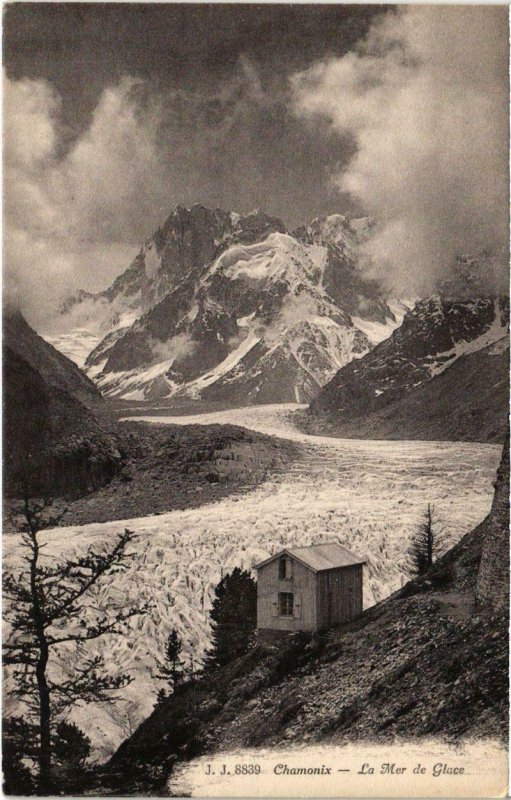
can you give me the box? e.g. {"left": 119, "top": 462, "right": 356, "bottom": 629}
{"left": 4, "top": 4, "right": 509, "bottom": 325}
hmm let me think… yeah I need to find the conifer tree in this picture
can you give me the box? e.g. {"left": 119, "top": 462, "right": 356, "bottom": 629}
{"left": 51, "top": 722, "right": 91, "bottom": 790}
{"left": 3, "top": 493, "right": 148, "bottom": 795}
{"left": 2, "top": 716, "right": 38, "bottom": 795}
{"left": 408, "top": 503, "right": 446, "bottom": 576}
{"left": 205, "top": 568, "right": 257, "bottom": 670}
{"left": 155, "top": 629, "right": 184, "bottom": 693}
{"left": 2, "top": 717, "right": 91, "bottom": 795}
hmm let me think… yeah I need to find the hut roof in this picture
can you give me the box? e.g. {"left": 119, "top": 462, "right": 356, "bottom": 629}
{"left": 254, "top": 542, "right": 365, "bottom": 573}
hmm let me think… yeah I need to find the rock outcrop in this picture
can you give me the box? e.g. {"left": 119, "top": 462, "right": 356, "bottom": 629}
{"left": 476, "top": 431, "right": 510, "bottom": 610}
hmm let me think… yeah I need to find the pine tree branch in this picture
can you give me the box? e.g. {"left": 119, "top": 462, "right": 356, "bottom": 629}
{"left": 43, "top": 530, "right": 136, "bottom": 623}
{"left": 46, "top": 604, "right": 148, "bottom": 645}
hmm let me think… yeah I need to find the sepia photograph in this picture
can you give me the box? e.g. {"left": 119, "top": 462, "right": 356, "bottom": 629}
{"left": 2, "top": 3, "right": 509, "bottom": 796}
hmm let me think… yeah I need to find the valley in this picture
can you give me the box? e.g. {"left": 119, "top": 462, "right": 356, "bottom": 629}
{"left": 3, "top": 404, "right": 501, "bottom": 762}
{"left": 4, "top": 210, "right": 508, "bottom": 772}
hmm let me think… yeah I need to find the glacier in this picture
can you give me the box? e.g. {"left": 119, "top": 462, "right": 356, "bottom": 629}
{"left": 3, "top": 404, "right": 501, "bottom": 760}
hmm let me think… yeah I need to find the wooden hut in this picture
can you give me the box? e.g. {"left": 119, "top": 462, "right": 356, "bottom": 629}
{"left": 255, "top": 542, "right": 365, "bottom": 641}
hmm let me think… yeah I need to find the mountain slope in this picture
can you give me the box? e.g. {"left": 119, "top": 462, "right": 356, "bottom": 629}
{"left": 3, "top": 347, "right": 120, "bottom": 498}
{"left": 96, "top": 440, "right": 509, "bottom": 796}
{"left": 52, "top": 205, "right": 405, "bottom": 404}
{"left": 305, "top": 297, "right": 509, "bottom": 442}
{"left": 5, "top": 310, "right": 101, "bottom": 407}
{"left": 3, "top": 312, "right": 121, "bottom": 498}
{"left": 476, "top": 429, "right": 510, "bottom": 609}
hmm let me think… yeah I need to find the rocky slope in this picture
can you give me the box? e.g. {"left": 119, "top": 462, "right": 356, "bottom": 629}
{"left": 58, "top": 422, "right": 301, "bottom": 526}
{"left": 476, "top": 429, "right": 510, "bottom": 609}
{"left": 95, "top": 440, "right": 509, "bottom": 796}
{"left": 304, "top": 296, "right": 509, "bottom": 442}
{"left": 53, "top": 205, "right": 406, "bottom": 403}
{"left": 3, "top": 313, "right": 120, "bottom": 498}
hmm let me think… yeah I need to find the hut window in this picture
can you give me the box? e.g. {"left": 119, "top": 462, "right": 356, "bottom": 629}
{"left": 279, "top": 592, "right": 294, "bottom": 616}
{"left": 279, "top": 557, "right": 292, "bottom": 579}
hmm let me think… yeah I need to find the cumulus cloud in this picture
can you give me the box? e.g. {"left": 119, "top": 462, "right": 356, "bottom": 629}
{"left": 4, "top": 74, "right": 168, "bottom": 325}
{"left": 291, "top": 6, "right": 509, "bottom": 295}
{"left": 4, "top": 58, "right": 278, "bottom": 328}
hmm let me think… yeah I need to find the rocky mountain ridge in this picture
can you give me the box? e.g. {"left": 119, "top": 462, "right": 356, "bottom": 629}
{"left": 5, "top": 310, "right": 101, "bottom": 407}
{"left": 304, "top": 295, "right": 509, "bottom": 442}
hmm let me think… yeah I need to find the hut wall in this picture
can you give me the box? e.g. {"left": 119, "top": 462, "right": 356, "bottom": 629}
{"left": 316, "top": 565, "right": 363, "bottom": 629}
{"left": 257, "top": 557, "right": 317, "bottom": 632}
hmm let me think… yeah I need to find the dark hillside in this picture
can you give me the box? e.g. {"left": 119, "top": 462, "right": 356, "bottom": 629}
{"left": 3, "top": 347, "right": 120, "bottom": 499}
{"left": 476, "top": 429, "right": 510, "bottom": 609}
{"left": 4, "top": 310, "right": 101, "bottom": 407}
{"left": 300, "top": 343, "right": 508, "bottom": 443}
{"left": 57, "top": 421, "right": 301, "bottom": 525}
{"left": 96, "top": 442, "right": 509, "bottom": 796}
{"left": 304, "top": 297, "right": 508, "bottom": 443}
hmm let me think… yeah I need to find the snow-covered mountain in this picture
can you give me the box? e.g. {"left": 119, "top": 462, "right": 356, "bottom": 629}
{"left": 51, "top": 205, "right": 407, "bottom": 402}
{"left": 307, "top": 295, "right": 509, "bottom": 442}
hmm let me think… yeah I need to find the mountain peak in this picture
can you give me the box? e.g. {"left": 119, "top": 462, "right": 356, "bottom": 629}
{"left": 53, "top": 203, "right": 401, "bottom": 404}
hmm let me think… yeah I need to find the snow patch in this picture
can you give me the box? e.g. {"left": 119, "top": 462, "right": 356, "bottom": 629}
{"left": 212, "top": 233, "right": 316, "bottom": 286}
{"left": 313, "top": 214, "right": 350, "bottom": 246}
{"left": 190, "top": 334, "right": 261, "bottom": 390}
{"left": 351, "top": 315, "right": 399, "bottom": 346}
{"left": 486, "top": 336, "right": 509, "bottom": 355}
{"left": 304, "top": 243, "right": 328, "bottom": 278}
{"left": 237, "top": 312, "right": 256, "bottom": 328}
{"left": 308, "top": 315, "right": 342, "bottom": 330}
{"left": 187, "top": 303, "right": 199, "bottom": 322}
{"left": 86, "top": 358, "right": 108, "bottom": 379}
{"left": 427, "top": 306, "right": 509, "bottom": 377}
{"left": 349, "top": 215, "right": 373, "bottom": 237}
{"left": 95, "top": 360, "right": 172, "bottom": 398}
{"left": 352, "top": 300, "right": 411, "bottom": 347}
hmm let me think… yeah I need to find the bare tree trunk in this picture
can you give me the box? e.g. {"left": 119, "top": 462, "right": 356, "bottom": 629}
{"left": 36, "top": 641, "right": 51, "bottom": 795}
{"left": 27, "top": 510, "right": 52, "bottom": 795}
